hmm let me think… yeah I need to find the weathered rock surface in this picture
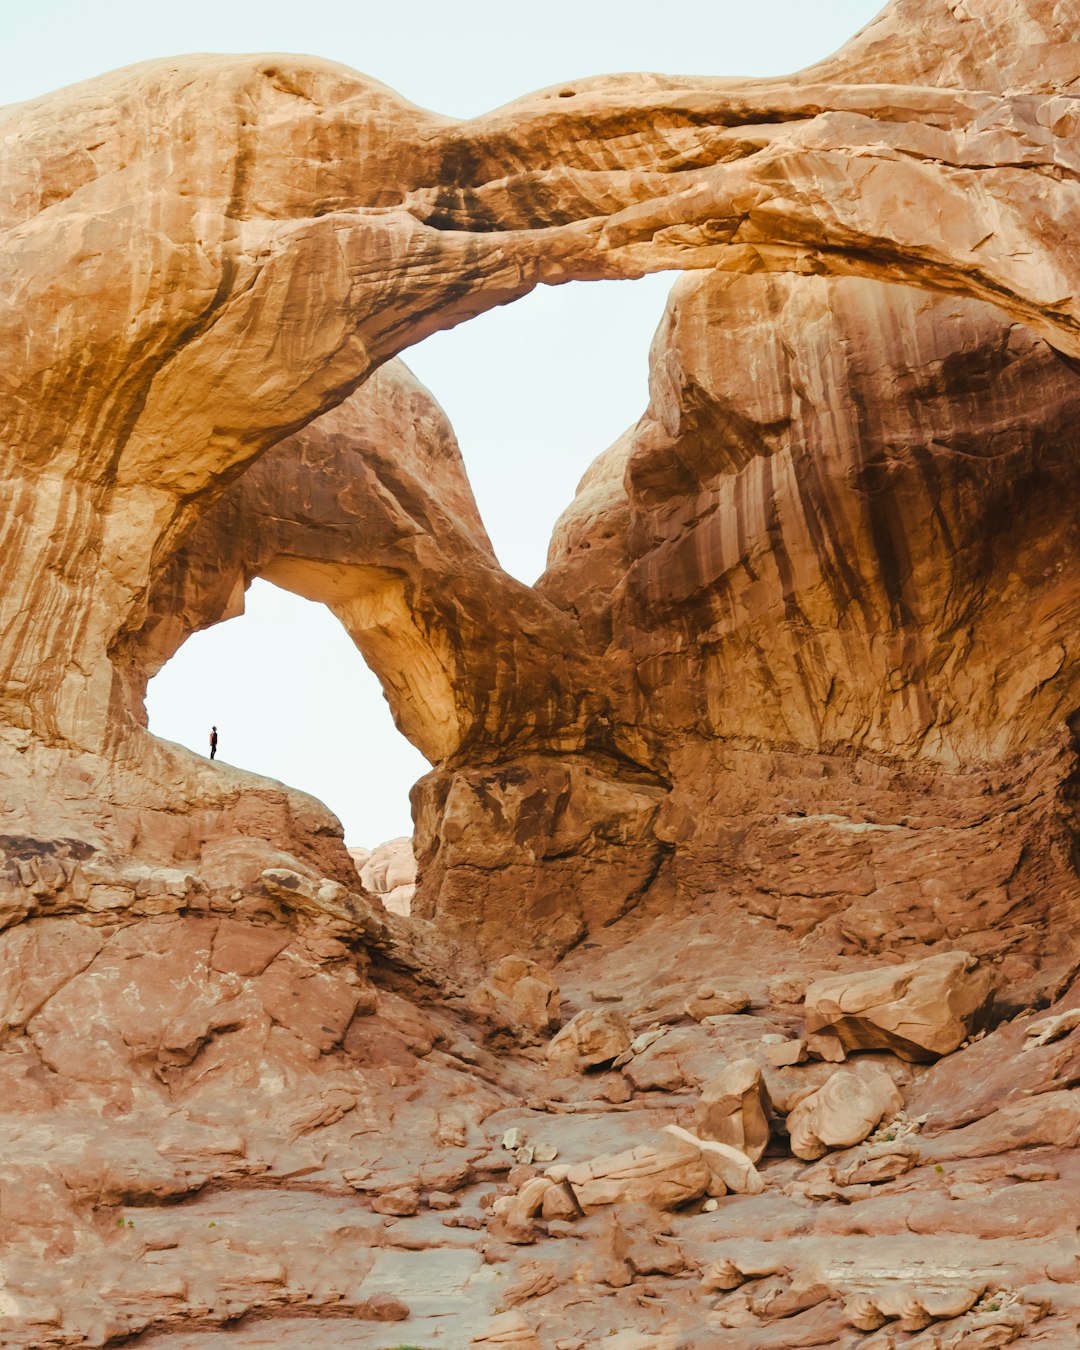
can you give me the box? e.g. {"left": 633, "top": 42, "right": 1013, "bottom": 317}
{"left": 804, "top": 952, "right": 995, "bottom": 1063}
{"left": 786, "top": 1069, "right": 905, "bottom": 1161}
{"left": 694, "top": 1057, "right": 773, "bottom": 1162}
{"left": 1, "top": 0, "right": 1080, "bottom": 1344}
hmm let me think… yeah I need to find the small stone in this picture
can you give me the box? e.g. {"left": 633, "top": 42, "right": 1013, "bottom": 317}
{"left": 1008, "top": 1164, "right": 1059, "bottom": 1182}
{"left": 768, "top": 974, "right": 809, "bottom": 1005}
{"left": 759, "top": 1033, "right": 786, "bottom": 1045}
{"left": 534, "top": 1143, "right": 559, "bottom": 1163}
{"left": 427, "top": 1190, "right": 457, "bottom": 1210}
{"left": 702, "top": 1197, "right": 720, "bottom": 1212}
{"left": 515, "top": 1144, "right": 535, "bottom": 1166}
{"left": 949, "top": 1181, "right": 990, "bottom": 1200}
{"left": 806, "top": 1030, "right": 847, "bottom": 1062}
{"left": 443, "top": 1213, "right": 483, "bottom": 1230}
{"left": 685, "top": 988, "right": 751, "bottom": 1021}
{"left": 360, "top": 1292, "right": 410, "bottom": 1322}
{"left": 765, "top": 1038, "right": 806, "bottom": 1067}
{"left": 503, "top": 1127, "right": 526, "bottom": 1150}
{"left": 630, "top": 1028, "right": 666, "bottom": 1055}
{"left": 602, "top": 1075, "right": 633, "bottom": 1104}
{"left": 371, "top": 1187, "right": 419, "bottom": 1217}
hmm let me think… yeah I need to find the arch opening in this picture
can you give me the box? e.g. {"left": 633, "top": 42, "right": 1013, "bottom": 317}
{"left": 145, "top": 578, "right": 429, "bottom": 851}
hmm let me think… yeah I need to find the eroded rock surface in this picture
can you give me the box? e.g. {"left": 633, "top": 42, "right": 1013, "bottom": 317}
{"left": 804, "top": 951, "right": 995, "bottom": 1063}
{"left": 1, "top": 0, "right": 1080, "bottom": 1344}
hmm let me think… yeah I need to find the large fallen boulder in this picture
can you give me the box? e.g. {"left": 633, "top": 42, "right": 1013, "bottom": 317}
{"left": 468, "top": 954, "right": 560, "bottom": 1037}
{"left": 498, "top": 1125, "right": 763, "bottom": 1220}
{"left": 546, "top": 1008, "right": 631, "bottom": 1072}
{"left": 694, "top": 1057, "right": 772, "bottom": 1162}
{"left": 804, "top": 952, "right": 993, "bottom": 1063}
{"left": 786, "top": 1069, "right": 904, "bottom": 1161}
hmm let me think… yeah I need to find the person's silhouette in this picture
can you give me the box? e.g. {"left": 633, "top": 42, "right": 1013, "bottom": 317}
{"left": 209, "top": 725, "right": 218, "bottom": 760}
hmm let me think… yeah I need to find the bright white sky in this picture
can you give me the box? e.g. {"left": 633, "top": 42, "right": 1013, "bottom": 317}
{"left": 5, "top": 0, "right": 883, "bottom": 847}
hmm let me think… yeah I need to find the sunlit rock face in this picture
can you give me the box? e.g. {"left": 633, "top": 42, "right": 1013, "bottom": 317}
{"left": 547, "top": 272, "right": 1080, "bottom": 767}
{"left": 2, "top": 1, "right": 1080, "bottom": 1342}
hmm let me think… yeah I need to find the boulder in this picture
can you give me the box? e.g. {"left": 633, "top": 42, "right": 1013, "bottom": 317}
{"left": 693, "top": 1058, "right": 772, "bottom": 1162}
{"left": 786, "top": 1070, "right": 904, "bottom": 1161}
{"left": 546, "top": 1008, "right": 631, "bottom": 1072}
{"left": 471, "top": 1310, "right": 541, "bottom": 1347}
{"left": 469, "top": 954, "right": 560, "bottom": 1036}
{"left": 371, "top": 1186, "right": 420, "bottom": 1217}
{"left": 519, "top": 1124, "right": 763, "bottom": 1217}
{"left": 621, "top": 1027, "right": 699, "bottom": 1093}
{"left": 552, "top": 1138, "right": 711, "bottom": 1212}
{"left": 358, "top": 836, "right": 417, "bottom": 916}
{"left": 662, "top": 1125, "right": 765, "bottom": 1196}
{"left": 804, "top": 953, "right": 994, "bottom": 1063}
{"left": 685, "top": 986, "right": 751, "bottom": 1021}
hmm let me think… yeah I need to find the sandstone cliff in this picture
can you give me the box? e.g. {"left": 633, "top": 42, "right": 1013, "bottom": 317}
{"left": 1, "top": 0, "right": 1079, "bottom": 1343}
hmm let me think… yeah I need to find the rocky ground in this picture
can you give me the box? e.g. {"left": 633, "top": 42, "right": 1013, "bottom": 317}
{"left": 2, "top": 829, "right": 1077, "bottom": 1349}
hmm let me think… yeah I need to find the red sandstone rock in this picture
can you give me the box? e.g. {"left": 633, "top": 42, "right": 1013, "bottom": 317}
{"left": 694, "top": 1058, "right": 772, "bottom": 1163}
{"left": 804, "top": 953, "right": 994, "bottom": 1063}
{"left": 0, "top": 1, "right": 1078, "bottom": 1346}
{"left": 787, "top": 1070, "right": 905, "bottom": 1161}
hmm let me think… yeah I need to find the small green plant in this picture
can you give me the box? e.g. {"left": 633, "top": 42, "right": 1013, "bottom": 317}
{"left": 934, "top": 1163, "right": 945, "bottom": 1173}
{"left": 208, "top": 1221, "right": 217, "bottom": 1228}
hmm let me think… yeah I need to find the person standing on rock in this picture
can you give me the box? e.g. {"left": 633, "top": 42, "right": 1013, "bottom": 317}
{"left": 209, "top": 725, "right": 219, "bottom": 760}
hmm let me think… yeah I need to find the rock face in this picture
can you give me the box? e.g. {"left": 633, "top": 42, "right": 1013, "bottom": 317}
{"left": 2, "top": 0, "right": 1080, "bottom": 1344}
{"left": 541, "top": 269, "right": 1080, "bottom": 997}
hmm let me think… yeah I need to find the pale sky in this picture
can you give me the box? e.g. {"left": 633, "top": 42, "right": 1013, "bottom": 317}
{"left": 4, "top": 0, "right": 884, "bottom": 847}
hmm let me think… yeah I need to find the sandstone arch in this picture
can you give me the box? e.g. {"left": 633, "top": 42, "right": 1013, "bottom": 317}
{"left": 2, "top": 13, "right": 1080, "bottom": 1336}
{"left": 0, "top": 0, "right": 1077, "bottom": 963}
{"left": 116, "top": 360, "right": 609, "bottom": 769}
{"left": 3, "top": 0, "right": 1080, "bottom": 756}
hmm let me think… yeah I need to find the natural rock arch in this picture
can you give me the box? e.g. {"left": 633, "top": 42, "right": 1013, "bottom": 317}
{"left": 115, "top": 360, "right": 609, "bottom": 769}
{"left": 3, "top": 0, "right": 1080, "bottom": 755}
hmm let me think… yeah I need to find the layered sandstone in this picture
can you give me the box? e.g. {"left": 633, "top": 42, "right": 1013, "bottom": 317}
{"left": 1, "top": 0, "right": 1079, "bottom": 1344}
